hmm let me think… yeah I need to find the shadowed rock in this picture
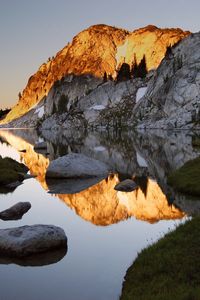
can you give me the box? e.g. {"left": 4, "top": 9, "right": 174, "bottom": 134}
{"left": 0, "top": 202, "right": 31, "bottom": 221}
{"left": 47, "top": 176, "right": 105, "bottom": 194}
{"left": 0, "top": 225, "right": 67, "bottom": 257}
{"left": 46, "top": 153, "right": 109, "bottom": 179}
{"left": 114, "top": 179, "right": 138, "bottom": 192}
{"left": 0, "top": 247, "right": 67, "bottom": 267}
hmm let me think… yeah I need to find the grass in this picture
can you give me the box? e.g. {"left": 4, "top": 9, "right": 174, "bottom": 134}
{"left": 121, "top": 217, "right": 200, "bottom": 300}
{"left": 167, "top": 156, "right": 200, "bottom": 197}
{"left": 0, "top": 156, "right": 28, "bottom": 185}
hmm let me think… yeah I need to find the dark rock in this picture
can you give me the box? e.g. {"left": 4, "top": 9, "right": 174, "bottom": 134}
{"left": 0, "top": 202, "right": 31, "bottom": 221}
{"left": 114, "top": 179, "right": 138, "bottom": 192}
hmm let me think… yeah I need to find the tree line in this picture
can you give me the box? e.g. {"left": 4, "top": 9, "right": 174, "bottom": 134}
{"left": 103, "top": 54, "right": 148, "bottom": 83}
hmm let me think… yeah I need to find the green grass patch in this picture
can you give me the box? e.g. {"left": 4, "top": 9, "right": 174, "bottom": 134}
{"left": 167, "top": 156, "right": 200, "bottom": 197}
{"left": 0, "top": 156, "right": 28, "bottom": 185}
{"left": 121, "top": 217, "right": 200, "bottom": 300}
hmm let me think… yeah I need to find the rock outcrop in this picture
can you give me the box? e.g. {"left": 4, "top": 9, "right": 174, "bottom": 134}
{"left": 2, "top": 24, "right": 189, "bottom": 125}
{"left": 133, "top": 32, "right": 200, "bottom": 129}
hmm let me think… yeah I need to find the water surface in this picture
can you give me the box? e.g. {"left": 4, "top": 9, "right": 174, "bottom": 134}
{"left": 0, "top": 129, "right": 199, "bottom": 300}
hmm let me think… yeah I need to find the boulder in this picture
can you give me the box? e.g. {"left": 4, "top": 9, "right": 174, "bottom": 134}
{"left": 0, "top": 202, "right": 31, "bottom": 221}
{"left": 114, "top": 179, "right": 138, "bottom": 192}
{"left": 0, "top": 225, "right": 67, "bottom": 257}
{"left": 46, "top": 153, "right": 109, "bottom": 179}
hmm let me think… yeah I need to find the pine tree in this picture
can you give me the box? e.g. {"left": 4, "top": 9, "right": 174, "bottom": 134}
{"left": 103, "top": 72, "right": 108, "bottom": 82}
{"left": 116, "top": 63, "right": 131, "bottom": 82}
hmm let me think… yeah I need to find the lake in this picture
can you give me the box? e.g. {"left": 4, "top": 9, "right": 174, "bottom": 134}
{"left": 0, "top": 128, "right": 199, "bottom": 300}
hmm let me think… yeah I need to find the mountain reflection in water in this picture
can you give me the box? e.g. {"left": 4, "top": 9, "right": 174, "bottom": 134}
{"left": 0, "top": 129, "right": 199, "bottom": 226}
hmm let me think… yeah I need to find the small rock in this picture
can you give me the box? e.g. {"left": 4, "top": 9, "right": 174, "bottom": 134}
{"left": 46, "top": 153, "right": 109, "bottom": 179}
{"left": 114, "top": 179, "right": 138, "bottom": 192}
{"left": 0, "top": 202, "right": 31, "bottom": 221}
{"left": 34, "top": 142, "right": 47, "bottom": 150}
{"left": 0, "top": 225, "right": 67, "bottom": 257}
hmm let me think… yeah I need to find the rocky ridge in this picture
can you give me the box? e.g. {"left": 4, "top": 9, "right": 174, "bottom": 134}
{"left": 2, "top": 24, "right": 189, "bottom": 125}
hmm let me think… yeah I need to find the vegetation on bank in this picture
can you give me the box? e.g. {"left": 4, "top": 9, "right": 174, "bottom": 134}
{"left": 0, "top": 156, "right": 28, "bottom": 186}
{"left": 121, "top": 217, "right": 200, "bottom": 300}
{"left": 167, "top": 156, "right": 200, "bottom": 196}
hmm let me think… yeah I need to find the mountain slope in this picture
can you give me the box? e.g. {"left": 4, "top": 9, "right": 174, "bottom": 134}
{"left": 3, "top": 24, "right": 189, "bottom": 124}
{"left": 133, "top": 32, "right": 200, "bottom": 129}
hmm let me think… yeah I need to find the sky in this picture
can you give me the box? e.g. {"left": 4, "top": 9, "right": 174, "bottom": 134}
{"left": 0, "top": 0, "right": 200, "bottom": 109}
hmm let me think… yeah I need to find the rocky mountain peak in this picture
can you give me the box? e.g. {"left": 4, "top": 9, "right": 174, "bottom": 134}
{"left": 2, "top": 24, "right": 190, "bottom": 124}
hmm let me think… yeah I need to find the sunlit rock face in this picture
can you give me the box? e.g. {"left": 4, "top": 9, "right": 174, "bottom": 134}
{"left": 3, "top": 24, "right": 189, "bottom": 124}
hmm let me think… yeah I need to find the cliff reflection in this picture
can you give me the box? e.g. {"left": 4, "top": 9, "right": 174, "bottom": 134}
{"left": 57, "top": 175, "right": 184, "bottom": 225}
{"left": 0, "top": 130, "right": 185, "bottom": 226}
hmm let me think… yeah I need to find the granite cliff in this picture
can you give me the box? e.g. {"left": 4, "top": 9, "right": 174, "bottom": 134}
{"left": 2, "top": 24, "right": 189, "bottom": 125}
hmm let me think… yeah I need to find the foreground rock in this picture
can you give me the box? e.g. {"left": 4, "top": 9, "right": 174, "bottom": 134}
{"left": 0, "top": 202, "right": 31, "bottom": 221}
{"left": 46, "top": 153, "right": 109, "bottom": 178}
{"left": 0, "top": 225, "right": 67, "bottom": 257}
{"left": 114, "top": 179, "right": 138, "bottom": 192}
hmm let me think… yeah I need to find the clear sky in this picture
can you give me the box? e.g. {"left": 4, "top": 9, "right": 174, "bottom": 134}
{"left": 0, "top": 0, "right": 199, "bottom": 109}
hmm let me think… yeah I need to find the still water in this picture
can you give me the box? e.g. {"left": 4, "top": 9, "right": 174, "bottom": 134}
{"left": 0, "top": 129, "right": 198, "bottom": 300}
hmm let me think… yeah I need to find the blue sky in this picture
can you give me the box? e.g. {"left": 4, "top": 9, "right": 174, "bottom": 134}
{"left": 0, "top": 0, "right": 199, "bottom": 108}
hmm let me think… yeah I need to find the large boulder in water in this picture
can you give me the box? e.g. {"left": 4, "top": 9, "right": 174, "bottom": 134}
{"left": 46, "top": 153, "right": 109, "bottom": 179}
{"left": 0, "top": 225, "right": 67, "bottom": 257}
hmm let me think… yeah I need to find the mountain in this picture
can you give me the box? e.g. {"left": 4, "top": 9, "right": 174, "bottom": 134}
{"left": 133, "top": 32, "right": 200, "bottom": 129}
{"left": 2, "top": 24, "right": 189, "bottom": 124}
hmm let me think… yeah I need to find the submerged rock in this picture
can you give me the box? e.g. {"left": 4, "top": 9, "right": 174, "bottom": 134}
{"left": 46, "top": 153, "right": 109, "bottom": 179}
{"left": 0, "top": 202, "right": 31, "bottom": 221}
{"left": 0, "top": 225, "right": 67, "bottom": 257}
{"left": 114, "top": 179, "right": 138, "bottom": 192}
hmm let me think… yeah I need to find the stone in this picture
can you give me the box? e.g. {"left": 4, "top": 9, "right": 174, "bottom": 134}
{"left": 0, "top": 225, "right": 67, "bottom": 257}
{"left": 0, "top": 202, "right": 31, "bottom": 221}
{"left": 46, "top": 153, "right": 109, "bottom": 179}
{"left": 34, "top": 142, "right": 47, "bottom": 150}
{"left": 114, "top": 179, "right": 138, "bottom": 192}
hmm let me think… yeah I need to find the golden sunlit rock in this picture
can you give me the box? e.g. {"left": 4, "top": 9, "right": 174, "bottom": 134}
{"left": 2, "top": 24, "right": 189, "bottom": 124}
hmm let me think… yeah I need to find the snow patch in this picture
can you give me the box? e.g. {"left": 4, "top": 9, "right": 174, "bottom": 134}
{"left": 35, "top": 106, "right": 44, "bottom": 118}
{"left": 89, "top": 105, "right": 105, "bottom": 111}
{"left": 94, "top": 146, "right": 106, "bottom": 152}
{"left": 136, "top": 152, "right": 148, "bottom": 167}
{"left": 136, "top": 87, "right": 147, "bottom": 103}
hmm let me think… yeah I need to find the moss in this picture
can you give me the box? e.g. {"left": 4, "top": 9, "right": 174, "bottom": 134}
{"left": 167, "top": 156, "right": 200, "bottom": 196}
{"left": 0, "top": 156, "right": 28, "bottom": 186}
{"left": 121, "top": 217, "right": 200, "bottom": 300}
